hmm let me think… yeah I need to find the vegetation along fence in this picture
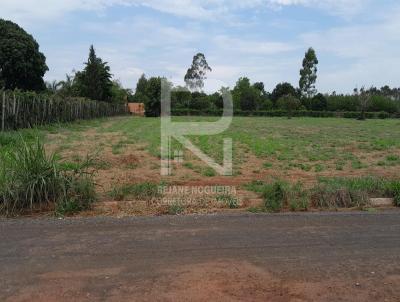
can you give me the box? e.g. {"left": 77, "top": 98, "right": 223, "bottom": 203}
{"left": 171, "top": 109, "right": 400, "bottom": 119}
{"left": 0, "top": 90, "right": 128, "bottom": 131}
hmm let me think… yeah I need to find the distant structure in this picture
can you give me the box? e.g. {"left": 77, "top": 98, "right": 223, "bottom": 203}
{"left": 128, "top": 103, "right": 145, "bottom": 116}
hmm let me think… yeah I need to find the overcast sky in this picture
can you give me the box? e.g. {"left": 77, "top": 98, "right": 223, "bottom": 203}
{"left": 1, "top": 0, "right": 399, "bottom": 93}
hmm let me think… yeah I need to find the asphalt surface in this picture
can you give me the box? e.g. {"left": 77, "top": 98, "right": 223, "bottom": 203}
{"left": 1, "top": 212, "right": 400, "bottom": 301}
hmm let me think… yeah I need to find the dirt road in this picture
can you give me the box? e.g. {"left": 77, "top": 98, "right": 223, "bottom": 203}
{"left": 1, "top": 212, "right": 400, "bottom": 301}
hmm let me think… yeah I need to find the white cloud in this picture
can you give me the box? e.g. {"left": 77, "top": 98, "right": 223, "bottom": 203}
{"left": 0, "top": 0, "right": 368, "bottom": 24}
{"left": 301, "top": 7, "right": 400, "bottom": 92}
{"left": 4, "top": 0, "right": 398, "bottom": 93}
{"left": 214, "top": 35, "right": 296, "bottom": 55}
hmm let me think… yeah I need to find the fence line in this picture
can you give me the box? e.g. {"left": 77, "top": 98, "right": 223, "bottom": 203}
{"left": 0, "top": 90, "right": 128, "bottom": 131}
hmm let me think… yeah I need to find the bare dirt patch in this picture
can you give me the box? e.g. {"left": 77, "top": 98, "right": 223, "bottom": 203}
{"left": 44, "top": 118, "right": 400, "bottom": 216}
{"left": 6, "top": 260, "right": 399, "bottom": 302}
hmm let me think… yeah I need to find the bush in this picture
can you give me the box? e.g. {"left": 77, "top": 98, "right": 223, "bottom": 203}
{"left": 368, "top": 95, "right": 399, "bottom": 113}
{"left": 0, "top": 138, "right": 96, "bottom": 216}
{"left": 327, "top": 95, "right": 359, "bottom": 111}
{"left": 262, "top": 181, "right": 286, "bottom": 212}
{"left": 384, "top": 180, "right": 400, "bottom": 207}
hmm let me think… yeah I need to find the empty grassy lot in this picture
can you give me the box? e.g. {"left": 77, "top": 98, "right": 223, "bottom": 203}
{"left": 2, "top": 116, "right": 400, "bottom": 215}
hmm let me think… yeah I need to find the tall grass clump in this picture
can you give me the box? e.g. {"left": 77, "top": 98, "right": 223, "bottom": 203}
{"left": 246, "top": 176, "right": 400, "bottom": 212}
{"left": 246, "top": 180, "right": 309, "bottom": 212}
{"left": 311, "top": 176, "right": 395, "bottom": 209}
{"left": 0, "top": 137, "right": 96, "bottom": 216}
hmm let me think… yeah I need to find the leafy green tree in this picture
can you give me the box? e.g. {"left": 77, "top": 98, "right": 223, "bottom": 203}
{"left": 277, "top": 95, "right": 301, "bottom": 119}
{"left": 144, "top": 77, "right": 162, "bottom": 117}
{"left": 135, "top": 74, "right": 148, "bottom": 96}
{"left": 133, "top": 76, "right": 171, "bottom": 117}
{"left": 110, "top": 80, "right": 132, "bottom": 104}
{"left": 171, "top": 86, "right": 192, "bottom": 109}
{"left": 0, "top": 19, "right": 48, "bottom": 91}
{"left": 309, "top": 93, "right": 327, "bottom": 111}
{"left": 356, "top": 86, "right": 371, "bottom": 120}
{"left": 74, "top": 45, "right": 112, "bottom": 102}
{"left": 299, "top": 47, "right": 318, "bottom": 98}
{"left": 184, "top": 53, "right": 212, "bottom": 91}
{"left": 190, "top": 92, "right": 211, "bottom": 111}
{"left": 45, "top": 80, "right": 62, "bottom": 94}
{"left": 209, "top": 92, "right": 223, "bottom": 110}
{"left": 232, "top": 77, "right": 264, "bottom": 111}
{"left": 253, "top": 82, "right": 267, "bottom": 96}
{"left": 271, "top": 82, "right": 297, "bottom": 105}
{"left": 56, "top": 73, "right": 81, "bottom": 98}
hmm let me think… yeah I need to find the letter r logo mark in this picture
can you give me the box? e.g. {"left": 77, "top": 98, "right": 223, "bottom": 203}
{"left": 160, "top": 79, "right": 233, "bottom": 176}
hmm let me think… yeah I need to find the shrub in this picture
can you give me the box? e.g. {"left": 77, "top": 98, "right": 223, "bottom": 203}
{"left": 276, "top": 95, "right": 301, "bottom": 119}
{"left": 168, "top": 202, "right": 185, "bottom": 215}
{"left": 262, "top": 181, "right": 286, "bottom": 212}
{"left": 384, "top": 180, "right": 400, "bottom": 207}
{"left": 202, "top": 167, "right": 216, "bottom": 177}
{"left": 0, "top": 138, "right": 96, "bottom": 216}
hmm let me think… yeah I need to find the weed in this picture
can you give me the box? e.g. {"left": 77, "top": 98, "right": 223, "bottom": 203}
{"left": 386, "top": 154, "right": 399, "bottom": 161}
{"left": 262, "top": 181, "right": 286, "bottom": 212}
{"left": 351, "top": 160, "right": 367, "bottom": 169}
{"left": 216, "top": 194, "right": 239, "bottom": 209}
{"left": 0, "top": 138, "right": 96, "bottom": 216}
{"left": 247, "top": 207, "right": 264, "bottom": 213}
{"left": 202, "top": 167, "right": 216, "bottom": 177}
{"left": 263, "top": 162, "right": 273, "bottom": 169}
{"left": 109, "top": 182, "right": 161, "bottom": 201}
{"left": 314, "top": 164, "right": 325, "bottom": 172}
{"left": 183, "top": 162, "right": 194, "bottom": 169}
{"left": 168, "top": 202, "right": 185, "bottom": 215}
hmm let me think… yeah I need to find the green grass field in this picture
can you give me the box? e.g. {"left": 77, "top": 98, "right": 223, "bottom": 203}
{"left": 1, "top": 116, "right": 400, "bottom": 215}
{"left": 99, "top": 116, "right": 400, "bottom": 174}
{"left": 2, "top": 116, "right": 400, "bottom": 176}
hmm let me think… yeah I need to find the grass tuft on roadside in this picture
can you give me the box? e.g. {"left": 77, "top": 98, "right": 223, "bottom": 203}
{"left": 0, "top": 137, "right": 97, "bottom": 216}
{"left": 245, "top": 176, "right": 400, "bottom": 212}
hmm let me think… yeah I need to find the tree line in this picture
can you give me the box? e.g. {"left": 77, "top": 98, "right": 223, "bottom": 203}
{"left": 133, "top": 50, "right": 400, "bottom": 118}
{"left": 1, "top": 19, "right": 399, "bottom": 119}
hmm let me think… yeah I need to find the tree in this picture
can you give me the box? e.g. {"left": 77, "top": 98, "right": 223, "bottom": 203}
{"left": 309, "top": 93, "right": 327, "bottom": 111}
{"left": 45, "top": 80, "right": 62, "bottom": 94}
{"left": 171, "top": 86, "right": 192, "bottom": 109}
{"left": 57, "top": 73, "right": 78, "bottom": 97}
{"left": 132, "top": 76, "right": 171, "bottom": 117}
{"left": 184, "top": 53, "right": 212, "bottom": 91}
{"left": 135, "top": 74, "right": 148, "bottom": 96}
{"left": 74, "top": 45, "right": 113, "bottom": 102}
{"left": 356, "top": 86, "right": 371, "bottom": 120}
{"left": 0, "top": 19, "right": 48, "bottom": 91}
{"left": 277, "top": 95, "right": 301, "bottom": 119}
{"left": 271, "top": 82, "right": 297, "bottom": 105}
{"left": 253, "top": 82, "right": 266, "bottom": 96}
{"left": 232, "top": 77, "right": 258, "bottom": 111}
{"left": 111, "top": 80, "right": 132, "bottom": 104}
{"left": 299, "top": 47, "right": 318, "bottom": 98}
{"left": 144, "top": 77, "right": 162, "bottom": 117}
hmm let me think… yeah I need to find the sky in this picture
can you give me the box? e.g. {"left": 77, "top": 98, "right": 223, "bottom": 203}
{"left": 1, "top": 0, "right": 399, "bottom": 93}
